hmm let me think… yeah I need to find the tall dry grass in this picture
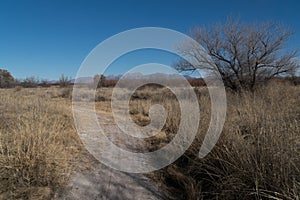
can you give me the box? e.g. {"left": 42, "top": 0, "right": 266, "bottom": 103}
{"left": 137, "top": 83, "right": 300, "bottom": 200}
{"left": 0, "top": 89, "right": 81, "bottom": 199}
{"left": 4, "top": 83, "right": 298, "bottom": 199}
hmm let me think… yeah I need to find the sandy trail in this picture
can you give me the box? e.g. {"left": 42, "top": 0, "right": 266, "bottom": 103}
{"left": 59, "top": 111, "right": 163, "bottom": 200}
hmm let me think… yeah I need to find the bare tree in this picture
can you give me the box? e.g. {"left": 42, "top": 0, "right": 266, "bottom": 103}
{"left": 176, "top": 19, "right": 299, "bottom": 91}
{"left": 59, "top": 74, "right": 71, "bottom": 87}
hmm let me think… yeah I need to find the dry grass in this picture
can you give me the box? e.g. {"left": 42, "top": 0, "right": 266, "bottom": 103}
{"left": 1, "top": 83, "right": 299, "bottom": 199}
{"left": 140, "top": 83, "right": 300, "bottom": 200}
{"left": 61, "top": 83, "right": 300, "bottom": 199}
{"left": 0, "top": 88, "right": 82, "bottom": 199}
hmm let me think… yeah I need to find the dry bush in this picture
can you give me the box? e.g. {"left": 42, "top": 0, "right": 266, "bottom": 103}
{"left": 147, "top": 83, "right": 300, "bottom": 200}
{"left": 0, "top": 89, "right": 81, "bottom": 199}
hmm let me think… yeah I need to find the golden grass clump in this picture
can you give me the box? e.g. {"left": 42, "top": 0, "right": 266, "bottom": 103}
{"left": 0, "top": 89, "right": 80, "bottom": 199}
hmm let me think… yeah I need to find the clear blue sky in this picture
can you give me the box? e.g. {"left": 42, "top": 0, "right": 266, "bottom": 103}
{"left": 0, "top": 0, "right": 299, "bottom": 80}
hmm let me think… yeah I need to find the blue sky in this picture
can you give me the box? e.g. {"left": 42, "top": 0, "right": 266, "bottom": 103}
{"left": 0, "top": 0, "right": 299, "bottom": 80}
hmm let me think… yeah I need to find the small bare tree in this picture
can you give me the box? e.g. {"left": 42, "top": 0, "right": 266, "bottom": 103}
{"left": 177, "top": 19, "right": 299, "bottom": 91}
{"left": 59, "top": 74, "right": 71, "bottom": 87}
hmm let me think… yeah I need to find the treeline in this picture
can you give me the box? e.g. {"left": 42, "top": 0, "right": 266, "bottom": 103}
{"left": 1, "top": 69, "right": 300, "bottom": 89}
{"left": 0, "top": 70, "right": 72, "bottom": 88}
{"left": 86, "top": 74, "right": 300, "bottom": 88}
{"left": 92, "top": 74, "right": 208, "bottom": 88}
{"left": 15, "top": 75, "right": 72, "bottom": 88}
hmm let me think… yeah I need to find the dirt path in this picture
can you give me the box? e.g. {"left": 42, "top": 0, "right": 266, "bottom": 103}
{"left": 59, "top": 111, "right": 163, "bottom": 200}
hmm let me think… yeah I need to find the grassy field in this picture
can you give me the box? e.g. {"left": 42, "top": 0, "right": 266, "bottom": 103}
{"left": 0, "top": 83, "right": 299, "bottom": 199}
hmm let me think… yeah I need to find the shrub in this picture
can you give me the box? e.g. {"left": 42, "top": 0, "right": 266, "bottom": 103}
{"left": 40, "top": 79, "right": 51, "bottom": 87}
{"left": 0, "top": 69, "right": 15, "bottom": 88}
{"left": 21, "top": 76, "right": 39, "bottom": 88}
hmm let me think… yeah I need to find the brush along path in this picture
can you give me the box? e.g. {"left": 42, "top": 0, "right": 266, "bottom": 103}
{"left": 60, "top": 109, "right": 162, "bottom": 200}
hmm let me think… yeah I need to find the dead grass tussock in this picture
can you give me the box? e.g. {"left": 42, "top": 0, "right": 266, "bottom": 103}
{"left": 0, "top": 89, "right": 82, "bottom": 199}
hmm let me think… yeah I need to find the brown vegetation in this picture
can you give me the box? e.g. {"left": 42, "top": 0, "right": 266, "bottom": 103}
{"left": 0, "top": 69, "right": 15, "bottom": 88}
{"left": 94, "top": 81, "right": 299, "bottom": 199}
{"left": 0, "top": 88, "right": 83, "bottom": 199}
{"left": 130, "top": 83, "right": 300, "bottom": 200}
{"left": 0, "top": 81, "right": 299, "bottom": 199}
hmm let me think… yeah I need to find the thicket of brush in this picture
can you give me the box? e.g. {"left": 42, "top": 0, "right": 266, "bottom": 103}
{"left": 0, "top": 89, "right": 81, "bottom": 199}
{"left": 129, "top": 83, "right": 300, "bottom": 200}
